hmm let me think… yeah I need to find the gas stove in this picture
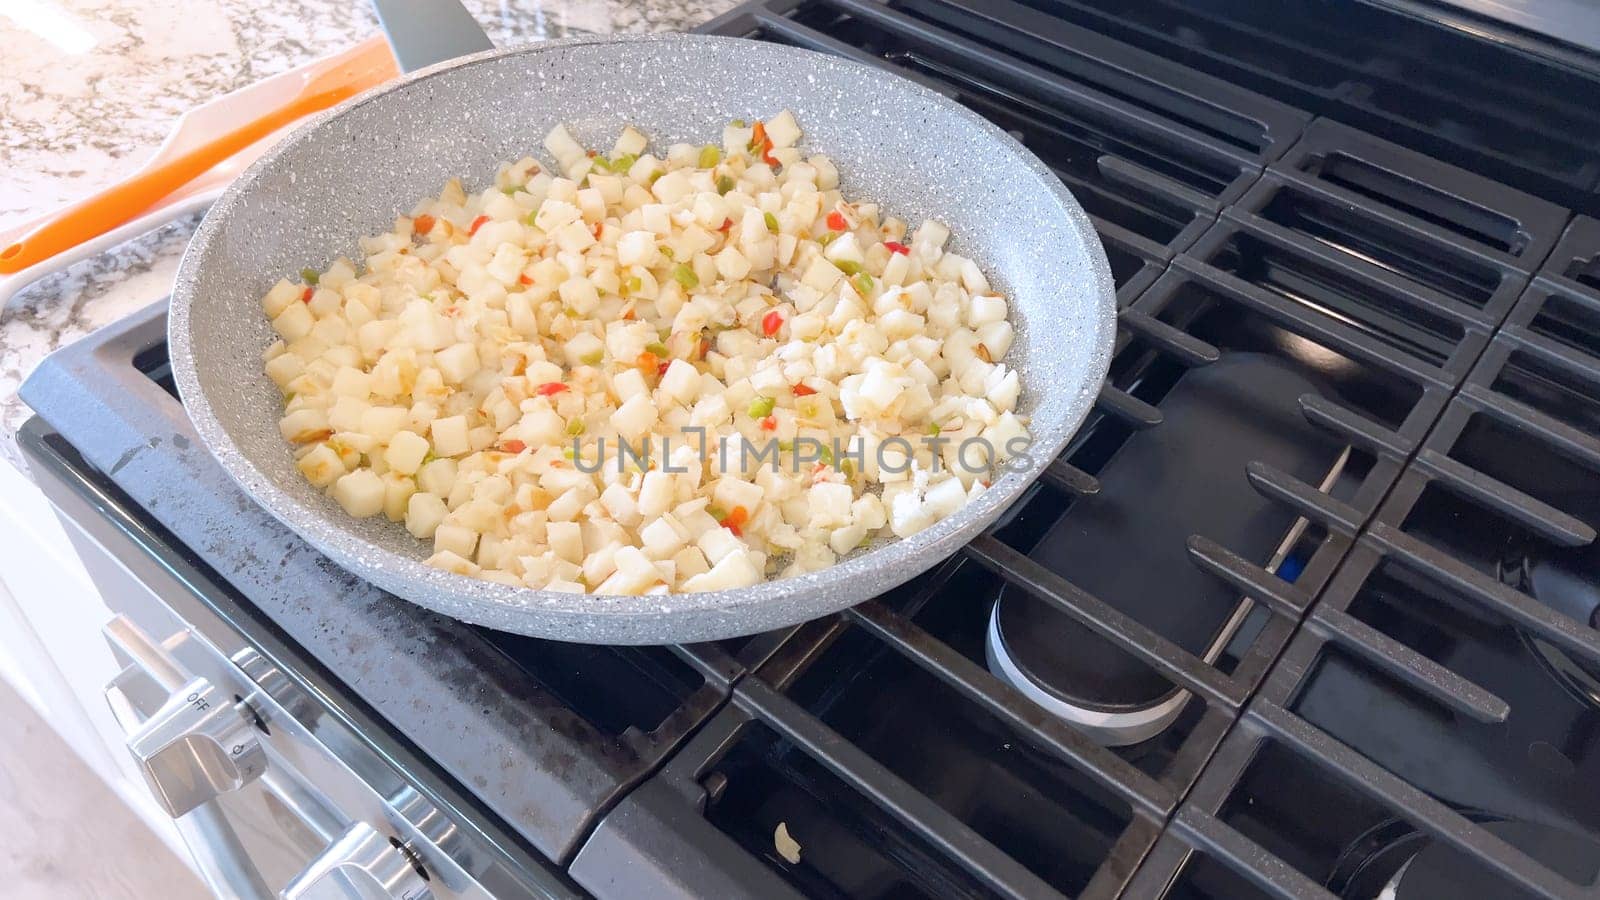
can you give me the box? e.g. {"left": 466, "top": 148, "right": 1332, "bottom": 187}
{"left": 18, "top": 1, "right": 1600, "bottom": 898}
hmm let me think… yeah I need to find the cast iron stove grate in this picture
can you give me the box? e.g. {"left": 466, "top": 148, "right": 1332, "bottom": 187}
{"left": 985, "top": 0, "right": 1600, "bottom": 214}
{"left": 1131, "top": 233, "right": 1600, "bottom": 899}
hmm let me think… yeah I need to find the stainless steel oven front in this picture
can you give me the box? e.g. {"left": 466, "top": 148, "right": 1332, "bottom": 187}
{"left": 22, "top": 420, "right": 573, "bottom": 900}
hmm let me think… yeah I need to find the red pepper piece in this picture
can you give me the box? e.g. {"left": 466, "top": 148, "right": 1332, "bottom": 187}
{"left": 413, "top": 214, "right": 435, "bottom": 235}
{"left": 300, "top": 286, "right": 313, "bottom": 303}
{"left": 761, "top": 310, "right": 783, "bottom": 336}
{"left": 719, "top": 505, "right": 749, "bottom": 536}
{"left": 469, "top": 215, "right": 490, "bottom": 236}
{"left": 751, "top": 122, "right": 778, "bottom": 167}
{"left": 500, "top": 439, "right": 526, "bottom": 453}
{"left": 792, "top": 383, "right": 817, "bottom": 396}
{"left": 536, "top": 382, "right": 569, "bottom": 397}
{"left": 826, "top": 211, "right": 848, "bottom": 231}
{"left": 883, "top": 240, "right": 910, "bottom": 255}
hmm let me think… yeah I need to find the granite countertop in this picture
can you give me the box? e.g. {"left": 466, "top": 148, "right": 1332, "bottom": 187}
{"left": 0, "top": 0, "right": 739, "bottom": 467}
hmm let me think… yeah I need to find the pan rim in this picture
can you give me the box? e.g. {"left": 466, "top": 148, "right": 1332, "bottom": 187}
{"left": 170, "top": 32, "right": 1116, "bottom": 641}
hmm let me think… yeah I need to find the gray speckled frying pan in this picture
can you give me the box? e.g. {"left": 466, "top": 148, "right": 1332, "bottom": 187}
{"left": 168, "top": 24, "right": 1115, "bottom": 644}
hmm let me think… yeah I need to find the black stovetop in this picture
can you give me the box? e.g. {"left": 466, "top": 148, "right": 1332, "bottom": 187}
{"left": 20, "top": 1, "right": 1600, "bottom": 898}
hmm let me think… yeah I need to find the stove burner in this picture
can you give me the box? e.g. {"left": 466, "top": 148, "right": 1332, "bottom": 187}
{"left": 1496, "top": 496, "right": 1600, "bottom": 709}
{"left": 987, "top": 353, "right": 1351, "bottom": 744}
{"left": 1329, "top": 818, "right": 1600, "bottom": 899}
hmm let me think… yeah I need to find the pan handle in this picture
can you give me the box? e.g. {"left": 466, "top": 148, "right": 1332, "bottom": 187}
{"left": 369, "top": 0, "right": 495, "bottom": 74}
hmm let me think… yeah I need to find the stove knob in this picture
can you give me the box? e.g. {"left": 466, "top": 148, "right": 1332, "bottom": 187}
{"left": 125, "top": 676, "right": 266, "bottom": 818}
{"left": 281, "top": 822, "right": 432, "bottom": 900}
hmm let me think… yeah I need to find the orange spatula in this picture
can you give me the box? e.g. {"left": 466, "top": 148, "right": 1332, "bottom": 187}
{"left": 0, "top": 37, "right": 399, "bottom": 275}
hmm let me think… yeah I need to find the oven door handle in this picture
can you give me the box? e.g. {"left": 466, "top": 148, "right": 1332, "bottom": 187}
{"left": 104, "top": 614, "right": 276, "bottom": 900}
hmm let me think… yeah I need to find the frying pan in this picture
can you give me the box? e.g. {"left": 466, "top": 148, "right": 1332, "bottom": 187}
{"left": 168, "top": 8, "right": 1116, "bottom": 644}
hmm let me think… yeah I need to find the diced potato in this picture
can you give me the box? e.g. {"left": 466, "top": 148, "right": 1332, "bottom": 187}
{"left": 617, "top": 230, "right": 659, "bottom": 267}
{"left": 332, "top": 470, "right": 385, "bottom": 518}
{"left": 385, "top": 430, "right": 430, "bottom": 475}
{"left": 681, "top": 548, "right": 761, "bottom": 592}
{"left": 434, "top": 342, "right": 480, "bottom": 385}
{"left": 597, "top": 546, "right": 657, "bottom": 594}
{"left": 543, "top": 123, "right": 585, "bottom": 171}
{"left": 272, "top": 302, "right": 315, "bottom": 341}
{"left": 651, "top": 170, "right": 694, "bottom": 204}
{"left": 634, "top": 471, "right": 673, "bottom": 519}
{"left": 430, "top": 415, "right": 470, "bottom": 457}
{"left": 582, "top": 540, "right": 620, "bottom": 585}
{"left": 434, "top": 523, "right": 479, "bottom": 559}
{"left": 359, "top": 406, "right": 409, "bottom": 443}
{"left": 600, "top": 482, "right": 641, "bottom": 526}
{"left": 533, "top": 198, "right": 582, "bottom": 232}
{"left": 694, "top": 525, "right": 743, "bottom": 566}
{"left": 406, "top": 492, "right": 448, "bottom": 539}
{"left": 564, "top": 331, "right": 604, "bottom": 366}
{"left": 976, "top": 320, "right": 1014, "bottom": 360}
{"left": 968, "top": 293, "right": 1007, "bottom": 327}
{"left": 382, "top": 472, "right": 417, "bottom": 522}
{"left": 610, "top": 392, "right": 657, "bottom": 442}
{"left": 889, "top": 490, "right": 934, "bottom": 538}
{"left": 279, "top": 408, "right": 330, "bottom": 444}
{"left": 262, "top": 279, "right": 302, "bottom": 319}
{"left": 416, "top": 458, "right": 460, "bottom": 493}
{"left": 712, "top": 478, "right": 763, "bottom": 514}
{"left": 546, "top": 521, "right": 583, "bottom": 564}
{"left": 613, "top": 125, "right": 648, "bottom": 157}
{"left": 764, "top": 110, "right": 802, "bottom": 148}
{"left": 612, "top": 367, "right": 649, "bottom": 403}
{"left": 426, "top": 550, "right": 478, "bottom": 576}
{"left": 714, "top": 246, "right": 751, "bottom": 281}
{"left": 800, "top": 255, "right": 843, "bottom": 294}
{"left": 640, "top": 515, "right": 688, "bottom": 558}
{"left": 296, "top": 444, "right": 345, "bottom": 487}
{"left": 911, "top": 219, "right": 950, "bottom": 256}
{"left": 807, "top": 482, "right": 853, "bottom": 530}
{"left": 265, "top": 353, "right": 305, "bottom": 390}
{"left": 672, "top": 546, "right": 710, "bottom": 579}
